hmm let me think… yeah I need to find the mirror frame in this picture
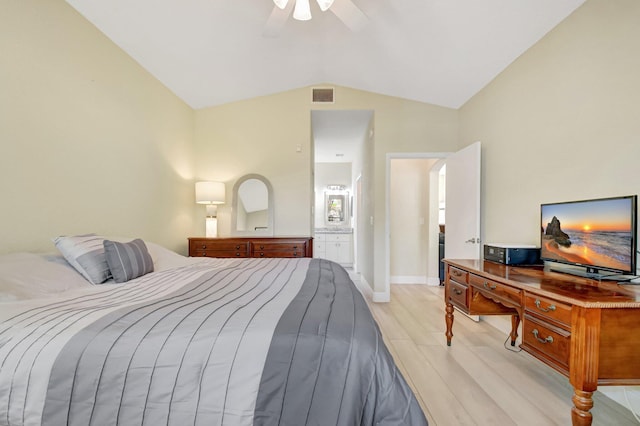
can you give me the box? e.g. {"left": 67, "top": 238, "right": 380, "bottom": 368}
{"left": 231, "top": 174, "right": 274, "bottom": 236}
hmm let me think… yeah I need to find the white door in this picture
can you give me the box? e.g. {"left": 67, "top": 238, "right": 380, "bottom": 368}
{"left": 444, "top": 141, "right": 482, "bottom": 260}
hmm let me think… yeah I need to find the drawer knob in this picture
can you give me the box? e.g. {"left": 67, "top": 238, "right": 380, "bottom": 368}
{"left": 453, "top": 288, "right": 463, "bottom": 295}
{"left": 483, "top": 282, "right": 497, "bottom": 290}
{"left": 201, "top": 245, "right": 206, "bottom": 249}
{"left": 235, "top": 245, "right": 240, "bottom": 249}
{"left": 532, "top": 329, "right": 554, "bottom": 344}
{"left": 453, "top": 270, "right": 463, "bottom": 277}
{"left": 534, "top": 299, "right": 556, "bottom": 312}
{"left": 235, "top": 253, "right": 240, "bottom": 256}
{"left": 260, "top": 245, "right": 264, "bottom": 249}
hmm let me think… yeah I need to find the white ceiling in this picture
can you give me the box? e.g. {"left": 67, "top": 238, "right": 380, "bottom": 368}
{"left": 65, "top": 0, "right": 585, "bottom": 110}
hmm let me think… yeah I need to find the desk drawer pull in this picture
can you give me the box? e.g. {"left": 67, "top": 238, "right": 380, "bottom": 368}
{"left": 453, "top": 288, "right": 463, "bottom": 295}
{"left": 534, "top": 299, "right": 556, "bottom": 312}
{"left": 483, "top": 281, "right": 497, "bottom": 290}
{"left": 532, "top": 329, "right": 554, "bottom": 344}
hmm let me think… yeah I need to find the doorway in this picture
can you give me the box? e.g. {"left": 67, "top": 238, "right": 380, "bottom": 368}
{"left": 385, "top": 142, "right": 482, "bottom": 301}
{"left": 311, "top": 110, "right": 374, "bottom": 270}
{"left": 387, "top": 156, "right": 447, "bottom": 289}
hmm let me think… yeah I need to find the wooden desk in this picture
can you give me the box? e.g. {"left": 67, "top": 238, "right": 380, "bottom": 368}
{"left": 443, "top": 259, "right": 640, "bottom": 426}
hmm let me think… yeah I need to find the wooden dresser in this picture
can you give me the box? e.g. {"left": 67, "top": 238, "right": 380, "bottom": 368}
{"left": 443, "top": 259, "right": 640, "bottom": 426}
{"left": 188, "top": 237, "right": 313, "bottom": 258}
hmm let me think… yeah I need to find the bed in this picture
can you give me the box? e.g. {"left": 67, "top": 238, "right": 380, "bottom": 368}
{"left": 0, "top": 237, "right": 427, "bottom": 426}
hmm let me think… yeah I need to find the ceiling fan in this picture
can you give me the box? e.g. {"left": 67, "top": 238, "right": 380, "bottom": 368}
{"left": 263, "top": 0, "right": 368, "bottom": 37}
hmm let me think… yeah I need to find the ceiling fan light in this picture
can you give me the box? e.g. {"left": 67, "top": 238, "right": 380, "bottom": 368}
{"left": 316, "top": 0, "right": 334, "bottom": 12}
{"left": 273, "top": 0, "right": 288, "bottom": 10}
{"left": 293, "top": 0, "right": 312, "bottom": 21}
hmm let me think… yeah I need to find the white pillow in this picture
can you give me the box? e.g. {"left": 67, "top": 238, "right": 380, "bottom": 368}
{"left": 0, "top": 253, "right": 89, "bottom": 302}
{"left": 53, "top": 234, "right": 111, "bottom": 284}
{"left": 145, "top": 242, "right": 195, "bottom": 271}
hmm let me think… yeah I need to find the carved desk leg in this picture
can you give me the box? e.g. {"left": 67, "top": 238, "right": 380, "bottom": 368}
{"left": 510, "top": 314, "right": 520, "bottom": 346}
{"left": 571, "top": 390, "right": 594, "bottom": 426}
{"left": 445, "top": 302, "right": 454, "bottom": 346}
{"left": 569, "top": 307, "right": 601, "bottom": 426}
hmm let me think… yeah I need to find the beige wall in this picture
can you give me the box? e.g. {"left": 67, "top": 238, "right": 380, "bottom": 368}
{"left": 194, "top": 86, "right": 459, "bottom": 291}
{"left": 0, "top": 1, "right": 197, "bottom": 255}
{"left": 194, "top": 89, "right": 313, "bottom": 237}
{"left": 460, "top": 0, "right": 640, "bottom": 256}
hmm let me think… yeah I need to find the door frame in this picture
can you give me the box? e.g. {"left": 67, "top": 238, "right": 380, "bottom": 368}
{"left": 384, "top": 152, "right": 452, "bottom": 302}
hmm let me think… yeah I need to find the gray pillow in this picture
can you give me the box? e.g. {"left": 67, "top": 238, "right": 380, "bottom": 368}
{"left": 53, "top": 234, "right": 111, "bottom": 284}
{"left": 103, "top": 239, "right": 154, "bottom": 283}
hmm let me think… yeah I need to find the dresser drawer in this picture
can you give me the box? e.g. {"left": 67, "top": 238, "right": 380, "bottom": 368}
{"left": 469, "top": 273, "right": 522, "bottom": 307}
{"left": 251, "top": 241, "right": 307, "bottom": 258}
{"left": 448, "top": 280, "right": 469, "bottom": 309}
{"left": 189, "top": 239, "right": 249, "bottom": 257}
{"left": 189, "top": 237, "right": 312, "bottom": 258}
{"left": 522, "top": 314, "right": 571, "bottom": 373}
{"left": 524, "top": 294, "right": 572, "bottom": 329}
{"left": 448, "top": 266, "right": 469, "bottom": 284}
{"left": 190, "top": 240, "right": 248, "bottom": 252}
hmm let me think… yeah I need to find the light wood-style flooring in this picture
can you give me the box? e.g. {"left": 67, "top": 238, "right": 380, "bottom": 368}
{"left": 361, "top": 283, "right": 639, "bottom": 425}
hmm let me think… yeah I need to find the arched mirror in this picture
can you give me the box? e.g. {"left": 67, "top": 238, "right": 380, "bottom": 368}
{"left": 231, "top": 174, "right": 274, "bottom": 236}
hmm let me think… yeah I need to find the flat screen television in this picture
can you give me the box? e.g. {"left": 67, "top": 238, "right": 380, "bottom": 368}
{"left": 540, "top": 195, "right": 638, "bottom": 279}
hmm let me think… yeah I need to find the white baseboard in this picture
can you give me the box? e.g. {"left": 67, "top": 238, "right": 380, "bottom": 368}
{"left": 373, "top": 291, "right": 390, "bottom": 302}
{"left": 360, "top": 275, "right": 390, "bottom": 302}
{"left": 426, "top": 276, "right": 441, "bottom": 286}
{"left": 357, "top": 274, "right": 389, "bottom": 302}
{"left": 357, "top": 274, "right": 373, "bottom": 300}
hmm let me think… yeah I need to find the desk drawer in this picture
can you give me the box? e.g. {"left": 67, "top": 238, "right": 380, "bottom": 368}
{"left": 522, "top": 314, "right": 570, "bottom": 373}
{"left": 524, "top": 294, "right": 571, "bottom": 329}
{"left": 448, "top": 266, "right": 469, "bottom": 284}
{"left": 448, "top": 280, "right": 469, "bottom": 310}
{"left": 469, "top": 274, "right": 522, "bottom": 307}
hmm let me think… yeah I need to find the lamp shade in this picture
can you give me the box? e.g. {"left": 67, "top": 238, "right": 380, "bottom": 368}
{"left": 195, "top": 181, "right": 225, "bottom": 204}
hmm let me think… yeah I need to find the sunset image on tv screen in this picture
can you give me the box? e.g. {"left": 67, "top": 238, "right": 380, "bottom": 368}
{"left": 541, "top": 197, "right": 634, "bottom": 272}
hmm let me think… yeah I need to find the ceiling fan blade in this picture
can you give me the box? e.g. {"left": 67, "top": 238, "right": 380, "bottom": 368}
{"left": 329, "top": 0, "right": 368, "bottom": 32}
{"left": 263, "top": 2, "right": 294, "bottom": 38}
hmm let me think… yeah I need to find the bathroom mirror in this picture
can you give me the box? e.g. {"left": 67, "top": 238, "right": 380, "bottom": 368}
{"left": 231, "top": 174, "right": 274, "bottom": 236}
{"left": 325, "top": 192, "right": 349, "bottom": 226}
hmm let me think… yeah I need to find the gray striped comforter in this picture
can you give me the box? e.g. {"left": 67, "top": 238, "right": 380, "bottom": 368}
{"left": 0, "top": 258, "right": 427, "bottom": 426}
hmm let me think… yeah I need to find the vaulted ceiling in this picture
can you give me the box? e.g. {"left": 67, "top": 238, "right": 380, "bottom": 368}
{"left": 65, "top": 0, "right": 585, "bottom": 110}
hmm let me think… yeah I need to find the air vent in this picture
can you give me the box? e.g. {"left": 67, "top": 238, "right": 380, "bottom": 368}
{"left": 312, "top": 87, "right": 334, "bottom": 103}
